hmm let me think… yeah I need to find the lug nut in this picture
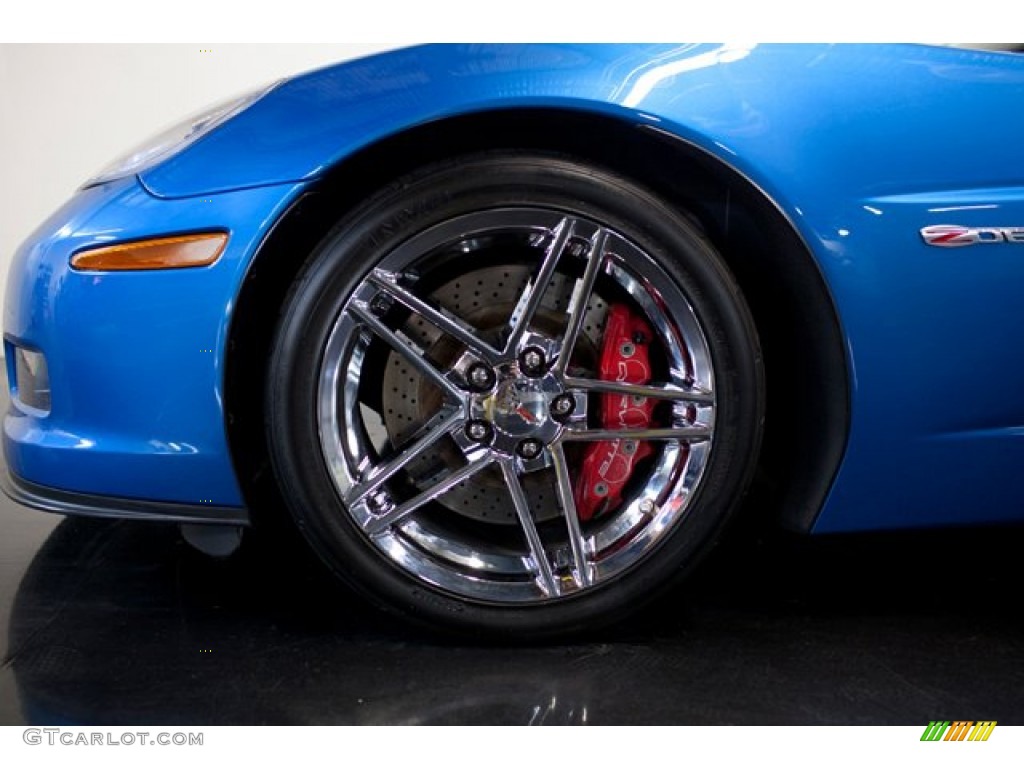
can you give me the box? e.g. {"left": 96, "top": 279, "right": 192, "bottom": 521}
{"left": 519, "top": 346, "right": 547, "bottom": 377}
{"left": 516, "top": 438, "right": 544, "bottom": 460}
{"left": 466, "top": 362, "right": 495, "bottom": 391}
{"left": 465, "top": 420, "right": 493, "bottom": 444}
{"left": 368, "top": 490, "right": 392, "bottom": 513}
{"left": 370, "top": 294, "right": 393, "bottom": 316}
{"left": 550, "top": 393, "right": 576, "bottom": 420}
{"left": 638, "top": 498, "right": 656, "bottom": 515}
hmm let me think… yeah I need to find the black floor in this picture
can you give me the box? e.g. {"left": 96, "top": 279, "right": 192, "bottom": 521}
{"left": 2, "top": 466, "right": 1024, "bottom": 725}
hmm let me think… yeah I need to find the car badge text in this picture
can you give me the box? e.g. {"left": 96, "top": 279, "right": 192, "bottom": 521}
{"left": 921, "top": 224, "right": 1024, "bottom": 247}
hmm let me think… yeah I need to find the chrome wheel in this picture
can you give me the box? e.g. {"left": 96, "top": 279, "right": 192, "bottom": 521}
{"left": 267, "top": 153, "right": 762, "bottom": 636}
{"left": 317, "top": 208, "right": 716, "bottom": 602}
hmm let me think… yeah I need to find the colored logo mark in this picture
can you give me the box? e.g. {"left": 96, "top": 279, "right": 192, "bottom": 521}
{"left": 920, "top": 721, "right": 996, "bottom": 741}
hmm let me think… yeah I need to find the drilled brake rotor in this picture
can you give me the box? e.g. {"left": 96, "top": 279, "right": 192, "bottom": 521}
{"left": 381, "top": 265, "right": 608, "bottom": 524}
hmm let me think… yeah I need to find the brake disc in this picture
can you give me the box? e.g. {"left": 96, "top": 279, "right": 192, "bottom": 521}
{"left": 381, "top": 265, "right": 608, "bottom": 524}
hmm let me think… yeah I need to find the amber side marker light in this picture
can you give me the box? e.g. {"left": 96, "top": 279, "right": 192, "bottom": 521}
{"left": 70, "top": 232, "right": 228, "bottom": 271}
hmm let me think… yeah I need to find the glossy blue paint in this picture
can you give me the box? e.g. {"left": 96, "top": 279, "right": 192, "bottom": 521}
{"left": 7, "top": 44, "right": 1024, "bottom": 531}
{"left": 4, "top": 176, "right": 305, "bottom": 507}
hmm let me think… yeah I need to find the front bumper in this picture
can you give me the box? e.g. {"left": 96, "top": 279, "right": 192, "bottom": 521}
{"left": 0, "top": 467, "right": 248, "bottom": 524}
{"left": 3, "top": 175, "right": 305, "bottom": 519}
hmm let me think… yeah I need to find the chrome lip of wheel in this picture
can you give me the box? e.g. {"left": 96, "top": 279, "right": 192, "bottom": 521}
{"left": 317, "top": 207, "right": 716, "bottom": 604}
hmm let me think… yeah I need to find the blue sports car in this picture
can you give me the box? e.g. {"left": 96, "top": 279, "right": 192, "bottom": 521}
{"left": 5, "top": 43, "right": 1024, "bottom": 638}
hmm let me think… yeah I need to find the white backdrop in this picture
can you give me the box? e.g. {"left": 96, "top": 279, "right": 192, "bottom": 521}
{"left": 0, "top": 44, "right": 396, "bottom": 312}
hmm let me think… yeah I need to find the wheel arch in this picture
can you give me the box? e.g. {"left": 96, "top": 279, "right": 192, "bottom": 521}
{"left": 225, "top": 107, "right": 849, "bottom": 534}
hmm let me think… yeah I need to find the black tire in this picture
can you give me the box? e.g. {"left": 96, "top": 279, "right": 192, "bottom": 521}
{"left": 265, "top": 152, "right": 764, "bottom": 640}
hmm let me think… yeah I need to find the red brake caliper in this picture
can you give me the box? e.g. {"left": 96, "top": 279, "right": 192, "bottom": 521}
{"left": 573, "top": 304, "right": 655, "bottom": 521}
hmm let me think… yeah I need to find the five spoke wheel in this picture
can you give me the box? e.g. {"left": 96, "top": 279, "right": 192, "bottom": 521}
{"left": 318, "top": 209, "right": 715, "bottom": 601}
{"left": 266, "top": 154, "right": 763, "bottom": 637}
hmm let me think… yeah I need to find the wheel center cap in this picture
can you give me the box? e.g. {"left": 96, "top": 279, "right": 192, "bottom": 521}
{"left": 490, "top": 378, "right": 548, "bottom": 436}
{"left": 469, "top": 363, "right": 567, "bottom": 455}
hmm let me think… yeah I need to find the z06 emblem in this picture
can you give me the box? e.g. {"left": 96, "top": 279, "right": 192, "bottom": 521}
{"left": 921, "top": 224, "right": 1024, "bottom": 247}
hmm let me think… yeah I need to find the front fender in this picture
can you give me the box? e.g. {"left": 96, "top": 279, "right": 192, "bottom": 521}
{"left": 147, "top": 43, "right": 1024, "bottom": 533}
{"left": 140, "top": 43, "right": 786, "bottom": 200}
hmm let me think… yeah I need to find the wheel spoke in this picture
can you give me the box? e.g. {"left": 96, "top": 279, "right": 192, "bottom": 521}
{"left": 369, "top": 270, "right": 502, "bottom": 364}
{"left": 504, "top": 217, "right": 576, "bottom": 354}
{"left": 550, "top": 444, "right": 592, "bottom": 589}
{"left": 362, "top": 454, "right": 494, "bottom": 536}
{"left": 500, "top": 459, "right": 559, "bottom": 597}
{"left": 344, "top": 408, "right": 463, "bottom": 507}
{"left": 553, "top": 228, "right": 608, "bottom": 375}
{"left": 563, "top": 376, "right": 714, "bottom": 405}
{"left": 350, "top": 300, "right": 463, "bottom": 401}
{"left": 560, "top": 424, "right": 712, "bottom": 442}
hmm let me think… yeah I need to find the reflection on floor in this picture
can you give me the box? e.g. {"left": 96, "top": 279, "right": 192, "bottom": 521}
{"left": 1, "top": 475, "right": 1023, "bottom": 725}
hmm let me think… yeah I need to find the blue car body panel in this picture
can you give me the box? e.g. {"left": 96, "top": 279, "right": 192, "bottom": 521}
{"left": 4, "top": 177, "right": 305, "bottom": 509}
{"left": 6, "top": 43, "right": 1024, "bottom": 532}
